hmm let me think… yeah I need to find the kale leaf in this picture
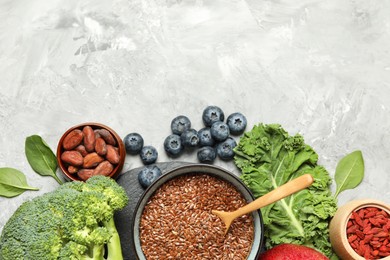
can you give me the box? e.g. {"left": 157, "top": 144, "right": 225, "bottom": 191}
{"left": 234, "top": 123, "right": 337, "bottom": 257}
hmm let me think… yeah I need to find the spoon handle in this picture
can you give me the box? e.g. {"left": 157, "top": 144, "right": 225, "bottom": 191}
{"left": 233, "top": 174, "right": 314, "bottom": 218}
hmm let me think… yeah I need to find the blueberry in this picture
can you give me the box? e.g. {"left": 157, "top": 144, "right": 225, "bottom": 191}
{"left": 197, "top": 146, "right": 217, "bottom": 163}
{"left": 138, "top": 165, "right": 162, "bottom": 188}
{"left": 171, "top": 115, "right": 191, "bottom": 135}
{"left": 210, "top": 121, "right": 230, "bottom": 142}
{"left": 226, "top": 112, "right": 247, "bottom": 135}
{"left": 180, "top": 129, "right": 199, "bottom": 148}
{"left": 216, "top": 137, "right": 237, "bottom": 160}
{"left": 123, "top": 133, "right": 144, "bottom": 154}
{"left": 224, "top": 136, "right": 237, "bottom": 148}
{"left": 140, "top": 145, "right": 158, "bottom": 165}
{"left": 198, "top": 127, "right": 215, "bottom": 147}
{"left": 164, "top": 134, "right": 184, "bottom": 157}
{"left": 202, "top": 106, "right": 225, "bottom": 127}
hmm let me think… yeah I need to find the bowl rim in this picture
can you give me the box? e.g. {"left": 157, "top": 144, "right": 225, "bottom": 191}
{"left": 56, "top": 122, "right": 125, "bottom": 181}
{"left": 131, "top": 163, "right": 264, "bottom": 260}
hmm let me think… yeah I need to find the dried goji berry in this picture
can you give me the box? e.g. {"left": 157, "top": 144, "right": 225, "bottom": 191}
{"left": 347, "top": 220, "right": 353, "bottom": 227}
{"left": 356, "top": 230, "right": 365, "bottom": 240}
{"left": 351, "top": 240, "right": 358, "bottom": 249}
{"left": 355, "top": 247, "right": 364, "bottom": 256}
{"left": 370, "top": 240, "right": 381, "bottom": 248}
{"left": 374, "top": 231, "right": 388, "bottom": 238}
{"left": 364, "top": 249, "right": 371, "bottom": 259}
{"left": 348, "top": 234, "right": 358, "bottom": 243}
{"left": 347, "top": 206, "right": 390, "bottom": 259}
{"left": 347, "top": 225, "right": 358, "bottom": 234}
{"left": 354, "top": 212, "right": 364, "bottom": 226}
{"left": 377, "top": 210, "right": 389, "bottom": 217}
{"left": 363, "top": 225, "right": 372, "bottom": 234}
{"left": 369, "top": 218, "right": 380, "bottom": 227}
{"left": 384, "top": 220, "right": 390, "bottom": 229}
{"left": 364, "top": 234, "right": 374, "bottom": 243}
{"left": 366, "top": 211, "right": 378, "bottom": 218}
{"left": 379, "top": 251, "right": 390, "bottom": 257}
{"left": 359, "top": 209, "right": 366, "bottom": 219}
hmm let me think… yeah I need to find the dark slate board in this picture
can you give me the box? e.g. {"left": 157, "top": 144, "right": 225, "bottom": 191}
{"left": 115, "top": 161, "right": 193, "bottom": 260}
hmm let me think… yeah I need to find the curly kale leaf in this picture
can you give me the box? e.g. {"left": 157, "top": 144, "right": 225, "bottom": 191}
{"left": 234, "top": 123, "right": 337, "bottom": 257}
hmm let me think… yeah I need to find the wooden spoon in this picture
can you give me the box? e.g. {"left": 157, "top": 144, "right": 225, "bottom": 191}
{"left": 212, "top": 174, "right": 314, "bottom": 234}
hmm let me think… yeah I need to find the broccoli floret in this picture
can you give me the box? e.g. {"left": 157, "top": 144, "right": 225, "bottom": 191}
{"left": 0, "top": 175, "right": 128, "bottom": 260}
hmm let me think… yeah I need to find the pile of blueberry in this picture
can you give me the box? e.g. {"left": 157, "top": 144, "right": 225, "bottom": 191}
{"left": 123, "top": 105, "right": 247, "bottom": 189}
{"left": 123, "top": 133, "right": 161, "bottom": 188}
{"left": 164, "top": 106, "right": 247, "bottom": 163}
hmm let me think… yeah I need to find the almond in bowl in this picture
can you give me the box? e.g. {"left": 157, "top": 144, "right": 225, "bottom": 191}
{"left": 57, "top": 123, "right": 125, "bottom": 181}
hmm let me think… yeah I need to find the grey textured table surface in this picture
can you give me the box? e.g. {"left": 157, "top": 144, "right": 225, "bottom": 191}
{"left": 1, "top": 0, "right": 390, "bottom": 241}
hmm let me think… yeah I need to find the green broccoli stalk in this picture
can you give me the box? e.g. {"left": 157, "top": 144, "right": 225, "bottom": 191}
{"left": 0, "top": 176, "right": 128, "bottom": 260}
{"left": 104, "top": 218, "right": 123, "bottom": 260}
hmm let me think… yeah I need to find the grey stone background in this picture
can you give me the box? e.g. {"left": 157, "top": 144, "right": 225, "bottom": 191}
{"left": 1, "top": 0, "right": 390, "bottom": 233}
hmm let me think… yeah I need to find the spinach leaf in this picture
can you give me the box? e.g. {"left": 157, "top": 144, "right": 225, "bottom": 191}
{"left": 25, "top": 135, "right": 63, "bottom": 184}
{"left": 0, "top": 167, "right": 39, "bottom": 197}
{"left": 234, "top": 123, "right": 338, "bottom": 257}
{"left": 334, "top": 150, "right": 364, "bottom": 198}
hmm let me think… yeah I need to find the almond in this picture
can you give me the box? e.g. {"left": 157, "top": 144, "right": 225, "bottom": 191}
{"left": 77, "top": 169, "right": 95, "bottom": 181}
{"left": 63, "top": 129, "right": 83, "bottom": 150}
{"left": 96, "top": 129, "right": 116, "bottom": 146}
{"left": 95, "top": 137, "right": 107, "bottom": 156}
{"left": 67, "top": 165, "right": 79, "bottom": 174}
{"left": 83, "top": 126, "right": 96, "bottom": 152}
{"left": 93, "top": 161, "right": 114, "bottom": 176}
{"left": 83, "top": 152, "right": 104, "bottom": 168}
{"left": 75, "top": 145, "right": 88, "bottom": 157}
{"left": 61, "top": 151, "right": 83, "bottom": 166}
{"left": 106, "top": 144, "right": 120, "bottom": 164}
{"left": 94, "top": 129, "right": 101, "bottom": 139}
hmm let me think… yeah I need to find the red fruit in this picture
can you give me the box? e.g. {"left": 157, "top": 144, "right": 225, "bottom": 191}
{"left": 258, "top": 244, "right": 329, "bottom": 260}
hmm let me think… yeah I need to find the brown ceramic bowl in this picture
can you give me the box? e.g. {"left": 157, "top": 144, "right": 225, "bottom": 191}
{"left": 329, "top": 199, "right": 390, "bottom": 260}
{"left": 57, "top": 122, "right": 125, "bottom": 182}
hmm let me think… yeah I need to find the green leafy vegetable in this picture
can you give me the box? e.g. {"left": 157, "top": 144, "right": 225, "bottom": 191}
{"left": 234, "top": 123, "right": 338, "bottom": 257}
{"left": 334, "top": 150, "right": 364, "bottom": 198}
{"left": 25, "top": 135, "right": 62, "bottom": 184}
{"left": 0, "top": 175, "right": 128, "bottom": 260}
{"left": 0, "top": 167, "right": 39, "bottom": 198}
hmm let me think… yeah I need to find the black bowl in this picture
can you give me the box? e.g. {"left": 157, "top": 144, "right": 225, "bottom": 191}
{"left": 132, "top": 164, "right": 264, "bottom": 260}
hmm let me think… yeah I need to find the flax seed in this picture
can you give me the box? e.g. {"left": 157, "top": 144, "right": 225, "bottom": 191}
{"left": 140, "top": 174, "right": 254, "bottom": 259}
